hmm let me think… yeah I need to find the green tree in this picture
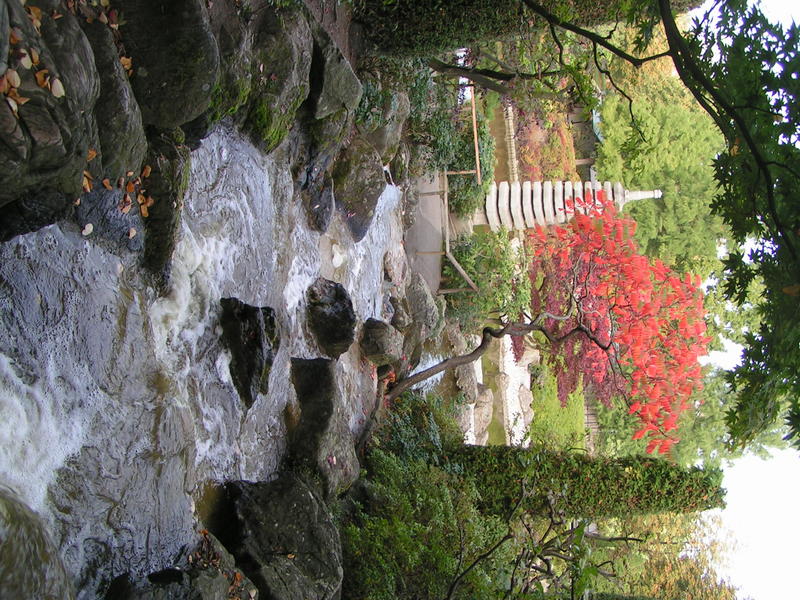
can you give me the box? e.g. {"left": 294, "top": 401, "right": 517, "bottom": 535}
{"left": 596, "top": 76, "right": 726, "bottom": 277}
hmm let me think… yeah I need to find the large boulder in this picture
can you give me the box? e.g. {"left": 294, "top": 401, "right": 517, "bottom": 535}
{"left": 214, "top": 475, "right": 343, "bottom": 600}
{"left": 359, "top": 318, "right": 403, "bottom": 366}
{"left": 0, "top": 0, "right": 100, "bottom": 235}
{"left": 361, "top": 90, "right": 410, "bottom": 164}
{"left": 219, "top": 297, "right": 280, "bottom": 409}
{"left": 119, "top": 0, "right": 219, "bottom": 130}
{"left": 289, "top": 358, "right": 359, "bottom": 497}
{"left": 405, "top": 272, "right": 440, "bottom": 340}
{"left": 141, "top": 129, "right": 191, "bottom": 292}
{"left": 306, "top": 277, "right": 356, "bottom": 358}
{"left": 81, "top": 21, "right": 147, "bottom": 182}
{"left": 308, "top": 21, "right": 362, "bottom": 120}
{"left": 242, "top": 6, "right": 312, "bottom": 152}
{"left": 104, "top": 531, "right": 258, "bottom": 599}
{"left": 332, "top": 136, "right": 386, "bottom": 242}
{"left": 0, "top": 486, "right": 76, "bottom": 599}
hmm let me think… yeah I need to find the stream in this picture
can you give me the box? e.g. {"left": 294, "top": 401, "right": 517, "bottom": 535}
{"left": 0, "top": 125, "right": 404, "bottom": 597}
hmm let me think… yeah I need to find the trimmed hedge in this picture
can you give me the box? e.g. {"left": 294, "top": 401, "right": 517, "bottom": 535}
{"left": 451, "top": 445, "right": 725, "bottom": 519}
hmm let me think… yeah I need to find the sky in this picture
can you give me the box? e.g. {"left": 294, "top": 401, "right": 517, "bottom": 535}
{"left": 695, "top": 2, "right": 799, "bottom": 599}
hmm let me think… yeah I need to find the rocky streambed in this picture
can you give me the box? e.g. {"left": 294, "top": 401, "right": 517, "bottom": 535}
{"left": 0, "top": 1, "right": 443, "bottom": 598}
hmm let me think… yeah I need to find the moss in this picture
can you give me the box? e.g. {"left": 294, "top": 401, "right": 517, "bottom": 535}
{"left": 244, "top": 85, "right": 306, "bottom": 151}
{"left": 207, "top": 77, "right": 253, "bottom": 124}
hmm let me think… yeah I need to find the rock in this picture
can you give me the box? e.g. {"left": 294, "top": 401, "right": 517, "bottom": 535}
{"left": 81, "top": 21, "right": 147, "bottom": 181}
{"left": 0, "top": 486, "right": 76, "bottom": 599}
{"left": 104, "top": 531, "right": 257, "bottom": 599}
{"left": 301, "top": 171, "right": 335, "bottom": 233}
{"left": 361, "top": 91, "right": 410, "bottom": 164}
{"left": 215, "top": 475, "right": 343, "bottom": 600}
{"left": 0, "top": 1, "right": 99, "bottom": 230}
{"left": 289, "top": 358, "right": 360, "bottom": 496}
{"left": 73, "top": 186, "right": 146, "bottom": 255}
{"left": 306, "top": 277, "right": 356, "bottom": 358}
{"left": 0, "top": 189, "right": 74, "bottom": 243}
{"left": 405, "top": 272, "right": 439, "bottom": 340}
{"left": 243, "top": 6, "right": 312, "bottom": 152}
{"left": 308, "top": 21, "right": 362, "bottom": 120}
{"left": 141, "top": 129, "right": 191, "bottom": 293}
{"left": 473, "top": 384, "right": 495, "bottom": 446}
{"left": 389, "top": 295, "right": 412, "bottom": 331}
{"left": 360, "top": 318, "right": 403, "bottom": 366}
{"left": 120, "top": 0, "right": 220, "bottom": 130}
{"left": 219, "top": 298, "right": 280, "bottom": 409}
{"left": 332, "top": 137, "right": 386, "bottom": 242}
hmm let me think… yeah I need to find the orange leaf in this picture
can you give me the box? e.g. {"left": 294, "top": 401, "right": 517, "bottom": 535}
{"left": 35, "top": 69, "right": 49, "bottom": 88}
{"left": 87, "top": 148, "right": 98, "bottom": 162}
{"left": 126, "top": 181, "right": 135, "bottom": 193}
{"left": 102, "top": 178, "right": 112, "bottom": 190}
{"left": 141, "top": 165, "right": 152, "bottom": 178}
{"left": 140, "top": 204, "right": 149, "bottom": 218}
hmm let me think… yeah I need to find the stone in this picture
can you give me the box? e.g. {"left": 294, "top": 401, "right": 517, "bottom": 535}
{"left": 243, "top": 6, "right": 312, "bottom": 152}
{"left": 0, "top": 486, "right": 76, "bottom": 599}
{"left": 332, "top": 136, "right": 386, "bottom": 242}
{"left": 104, "top": 531, "right": 257, "bottom": 599}
{"left": 361, "top": 91, "right": 410, "bottom": 164}
{"left": 306, "top": 277, "right": 356, "bottom": 358}
{"left": 214, "top": 475, "right": 343, "bottom": 600}
{"left": 141, "top": 129, "right": 192, "bottom": 293}
{"left": 308, "top": 21, "right": 362, "bottom": 120}
{"left": 0, "top": 189, "right": 73, "bottom": 243}
{"left": 81, "top": 21, "right": 147, "bottom": 181}
{"left": 360, "top": 318, "right": 403, "bottom": 366}
{"left": 289, "top": 358, "right": 360, "bottom": 497}
{"left": 473, "top": 385, "right": 495, "bottom": 446}
{"left": 301, "top": 171, "right": 335, "bottom": 233}
{"left": 121, "top": 0, "right": 220, "bottom": 130}
{"left": 405, "top": 272, "right": 439, "bottom": 340}
{"left": 389, "top": 296, "right": 412, "bottom": 331}
{"left": 0, "top": 1, "right": 98, "bottom": 221}
{"left": 73, "top": 186, "right": 146, "bottom": 255}
{"left": 219, "top": 297, "right": 280, "bottom": 409}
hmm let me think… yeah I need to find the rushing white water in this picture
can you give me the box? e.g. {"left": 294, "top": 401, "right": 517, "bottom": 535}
{"left": 0, "top": 126, "right": 404, "bottom": 597}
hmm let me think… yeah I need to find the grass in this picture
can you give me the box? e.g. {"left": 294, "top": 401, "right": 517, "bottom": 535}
{"left": 528, "top": 363, "right": 586, "bottom": 451}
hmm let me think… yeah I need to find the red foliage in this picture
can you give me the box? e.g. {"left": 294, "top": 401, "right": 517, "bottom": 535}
{"left": 526, "top": 190, "right": 709, "bottom": 453}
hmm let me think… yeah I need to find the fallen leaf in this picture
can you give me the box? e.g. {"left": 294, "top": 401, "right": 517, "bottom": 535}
{"left": 73, "top": 197, "right": 81, "bottom": 206}
{"left": 52, "top": 11, "right": 63, "bottom": 19}
{"left": 10, "top": 27, "right": 23, "bottom": 45}
{"left": 128, "top": 227, "right": 137, "bottom": 239}
{"left": 31, "top": 48, "right": 39, "bottom": 66}
{"left": 126, "top": 170, "right": 134, "bottom": 177}
{"left": 102, "top": 178, "right": 112, "bottom": 190}
{"left": 145, "top": 196, "right": 154, "bottom": 208}
{"left": 101, "top": 0, "right": 110, "bottom": 6}
{"left": 121, "top": 203, "right": 131, "bottom": 214}
{"left": 51, "top": 78, "right": 65, "bottom": 98}
{"left": 141, "top": 165, "right": 152, "bottom": 178}
{"left": 83, "top": 170, "right": 93, "bottom": 181}
{"left": 87, "top": 148, "right": 98, "bottom": 162}
{"left": 82, "top": 175, "right": 92, "bottom": 193}
{"left": 136, "top": 193, "right": 146, "bottom": 205}
{"left": 97, "top": 10, "right": 108, "bottom": 24}
{"left": 7, "top": 88, "right": 30, "bottom": 105}
{"left": 35, "top": 69, "right": 49, "bottom": 88}
{"left": 783, "top": 284, "right": 800, "bottom": 296}
{"left": 287, "top": 553, "right": 296, "bottom": 559}
{"left": 6, "top": 69, "right": 21, "bottom": 88}
{"left": 81, "top": 223, "right": 94, "bottom": 236}
{"left": 125, "top": 181, "right": 135, "bottom": 193}
{"left": 5, "top": 97, "right": 19, "bottom": 116}
{"left": 140, "top": 204, "right": 149, "bottom": 218}
{"left": 117, "top": 177, "right": 125, "bottom": 188}
{"left": 19, "top": 49, "right": 32, "bottom": 69}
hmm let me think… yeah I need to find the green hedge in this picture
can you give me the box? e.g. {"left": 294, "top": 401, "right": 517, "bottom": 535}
{"left": 450, "top": 445, "right": 725, "bottom": 519}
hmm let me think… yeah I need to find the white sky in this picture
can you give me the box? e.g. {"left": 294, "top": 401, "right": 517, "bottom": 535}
{"left": 693, "top": 3, "right": 798, "bottom": 599}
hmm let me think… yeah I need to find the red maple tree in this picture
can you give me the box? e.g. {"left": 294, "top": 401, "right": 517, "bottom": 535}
{"left": 523, "top": 190, "right": 709, "bottom": 453}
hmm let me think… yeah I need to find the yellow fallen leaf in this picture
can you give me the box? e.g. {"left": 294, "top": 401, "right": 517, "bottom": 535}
{"left": 141, "top": 165, "right": 152, "bottom": 178}
{"left": 7, "top": 88, "right": 30, "bottom": 105}
{"left": 82, "top": 176, "right": 92, "bottom": 193}
{"left": 140, "top": 204, "right": 149, "bottom": 218}
{"left": 51, "top": 78, "right": 65, "bottom": 98}
{"left": 120, "top": 56, "right": 132, "bottom": 70}
{"left": 83, "top": 170, "right": 93, "bottom": 181}
{"left": 87, "top": 148, "right": 98, "bottom": 162}
{"left": 782, "top": 284, "right": 800, "bottom": 296}
{"left": 137, "top": 193, "right": 146, "bottom": 205}
{"left": 81, "top": 223, "right": 94, "bottom": 236}
{"left": 101, "top": 0, "right": 110, "bottom": 6}
{"left": 102, "top": 178, "right": 112, "bottom": 190}
{"left": 126, "top": 170, "right": 134, "bottom": 177}
{"left": 6, "top": 69, "right": 21, "bottom": 88}
{"left": 31, "top": 48, "right": 39, "bottom": 66}
{"left": 35, "top": 69, "right": 49, "bottom": 88}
